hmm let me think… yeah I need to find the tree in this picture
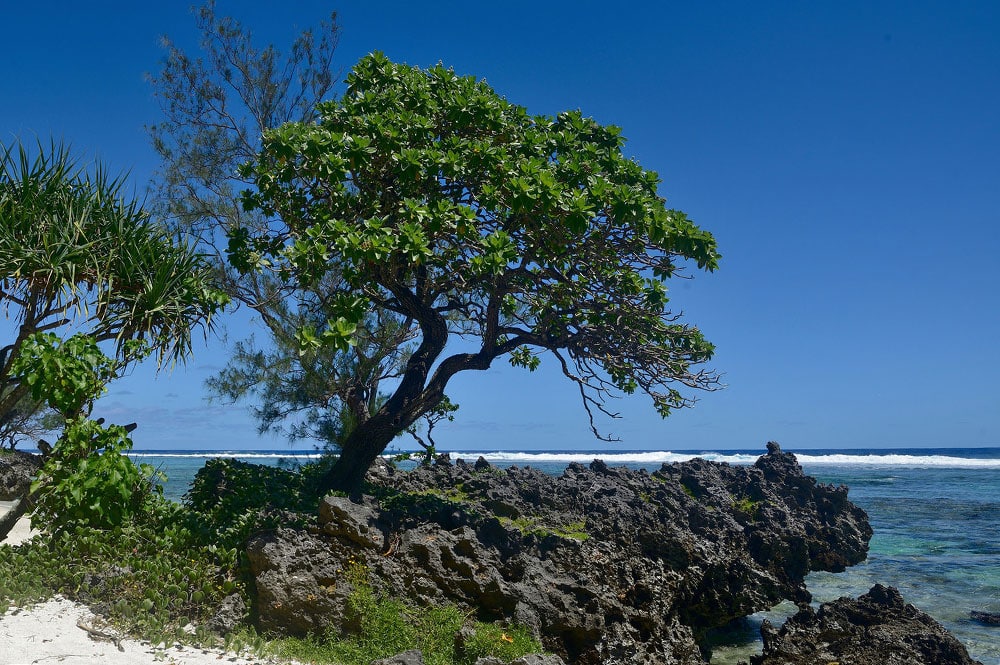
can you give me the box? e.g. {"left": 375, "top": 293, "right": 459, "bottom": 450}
{"left": 205, "top": 292, "right": 412, "bottom": 448}
{"left": 148, "top": 1, "right": 341, "bottom": 299}
{"left": 0, "top": 140, "right": 224, "bottom": 537}
{"left": 0, "top": 141, "right": 226, "bottom": 436}
{"left": 9, "top": 333, "right": 156, "bottom": 534}
{"left": 405, "top": 395, "right": 459, "bottom": 464}
{"left": 148, "top": 3, "right": 418, "bottom": 452}
{"left": 233, "top": 53, "right": 722, "bottom": 495}
{"left": 0, "top": 393, "right": 61, "bottom": 451}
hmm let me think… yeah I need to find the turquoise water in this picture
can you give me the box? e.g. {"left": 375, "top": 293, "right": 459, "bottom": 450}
{"left": 130, "top": 447, "right": 1000, "bottom": 663}
{"left": 802, "top": 465, "right": 1000, "bottom": 664}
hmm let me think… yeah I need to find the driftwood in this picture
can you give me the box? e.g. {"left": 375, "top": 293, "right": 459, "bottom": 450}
{"left": 77, "top": 617, "right": 125, "bottom": 651}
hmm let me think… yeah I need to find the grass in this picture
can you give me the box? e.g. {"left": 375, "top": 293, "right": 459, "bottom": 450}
{"left": 732, "top": 496, "right": 760, "bottom": 519}
{"left": 266, "top": 599, "right": 539, "bottom": 665}
{"left": 0, "top": 500, "right": 544, "bottom": 665}
{"left": 247, "top": 563, "right": 542, "bottom": 665}
{"left": 499, "top": 516, "right": 589, "bottom": 541}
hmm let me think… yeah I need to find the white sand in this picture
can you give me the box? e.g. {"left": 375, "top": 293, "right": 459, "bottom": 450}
{"left": 0, "top": 505, "right": 299, "bottom": 665}
{"left": 0, "top": 501, "right": 39, "bottom": 546}
{"left": 0, "top": 597, "right": 293, "bottom": 665}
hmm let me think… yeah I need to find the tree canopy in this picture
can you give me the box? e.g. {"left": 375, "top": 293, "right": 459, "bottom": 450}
{"left": 148, "top": 2, "right": 341, "bottom": 302}
{"left": 0, "top": 141, "right": 226, "bottom": 446}
{"left": 149, "top": 5, "right": 425, "bottom": 452}
{"left": 234, "top": 53, "right": 722, "bottom": 493}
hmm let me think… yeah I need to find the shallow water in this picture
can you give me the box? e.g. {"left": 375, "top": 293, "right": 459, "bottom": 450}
{"left": 709, "top": 464, "right": 1000, "bottom": 664}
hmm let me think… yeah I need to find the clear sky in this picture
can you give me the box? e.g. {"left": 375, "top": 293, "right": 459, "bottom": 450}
{"left": 2, "top": 1, "right": 998, "bottom": 452}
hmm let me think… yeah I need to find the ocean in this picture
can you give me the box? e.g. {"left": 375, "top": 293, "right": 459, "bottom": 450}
{"left": 129, "top": 447, "right": 1000, "bottom": 664}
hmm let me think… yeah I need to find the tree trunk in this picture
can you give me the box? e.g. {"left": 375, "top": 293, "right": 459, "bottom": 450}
{"left": 317, "top": 419, "right": 399, "bottom": 497}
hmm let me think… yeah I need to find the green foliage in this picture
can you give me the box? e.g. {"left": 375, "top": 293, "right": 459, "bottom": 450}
{"left": 0, "top": 501, "right": 239, "bottom": 644}
{"left": 236, "top": 52, "right": 722, "bottom": 492}
{"left": 183, "top": 458, "right": 323, "bottom": 548}
{"left": 12, "top": 333, "right": 118, "bottom": 417}
{"left": 8, "top": 332, "right": 158, "bottom": 532}
{"left": 0, "top": 139, "right": 225, "bottom": 451}
{"left": 30, "top": 418, "right": 160, "bottom": 531}
{"left": 0, "top": 140, "right": 226, "bottom": 367}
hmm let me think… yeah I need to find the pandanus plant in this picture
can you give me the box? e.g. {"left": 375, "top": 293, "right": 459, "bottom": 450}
{"left": 0, "top": 140, "right": 227, "bottom": 535}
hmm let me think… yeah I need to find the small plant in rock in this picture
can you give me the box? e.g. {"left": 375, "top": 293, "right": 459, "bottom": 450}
{"left": 732, "top": 496, "right": 760, "bottom": 519}
{"left": 500, "top": 515, "right": 590, "bottom": 542}
{"left": 458, "top": 622, "right": 541, "bottom": 664}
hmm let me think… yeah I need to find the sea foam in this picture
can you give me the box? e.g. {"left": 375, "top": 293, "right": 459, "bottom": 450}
{"left": 124, "top": 449, "right": 1000, "bottom": 469}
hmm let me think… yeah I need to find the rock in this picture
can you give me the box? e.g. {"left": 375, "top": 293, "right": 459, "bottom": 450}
{"left": 510, "top": 656, "right": 567, "bottom": 665}
{"left": 372, "top": 650, "right": 425, "bottom": 665}
{"left": 248, "top": 444, "right": 873, "bottom": 663}
{"left": 0, "top": 450, "right": 42, "bottom": 500}
{"left": 245, "top": 527, "right": 356, "bottom": 635}
{"left": 750, "top": 584, "right": 984, "bottom": 665}
{"left": 970, "top": 610, "right": 1000, "bottom": 625}
{"left": 208, "top": 593, "right": 248, "bottom": 635}
{"left": 319, "top": 495, "right": 384, "bottom": 549}
{"left": 453, "top": 625, "right": 479, "bottom": 660}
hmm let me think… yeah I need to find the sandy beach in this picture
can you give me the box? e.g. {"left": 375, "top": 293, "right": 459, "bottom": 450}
{"left": 0, "top": 505, "right": 293, "bottom": 665}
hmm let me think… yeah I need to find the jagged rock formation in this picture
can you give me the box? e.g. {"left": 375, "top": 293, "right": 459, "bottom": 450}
{"left": 0, "top": 450, "right": 41, "bottom": 500}
{"left": 748, "top": 584, "right": 984, "bottom": 665}
{"left": 246, "top": 443, "right": 872, "bottom": 664}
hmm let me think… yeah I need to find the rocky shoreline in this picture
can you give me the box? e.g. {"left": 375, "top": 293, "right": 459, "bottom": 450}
{"left": 237, "top": 442, "right": 983, "bottom": 664}
{"left": 1, "top": 443, "right": 986, "bottom": 664}
{"left": 750, "top": 584, "right": 983, "bottom": 665}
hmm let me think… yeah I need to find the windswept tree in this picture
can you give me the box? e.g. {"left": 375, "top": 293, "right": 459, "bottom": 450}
{"left": 205, "top": 287, "right": 412, "bottom": 446}
{"left": 233, "top": 53, "right": 722, "bottom": 494}
{"left": 149, "top": 3, "right": 418, "bottom": 451}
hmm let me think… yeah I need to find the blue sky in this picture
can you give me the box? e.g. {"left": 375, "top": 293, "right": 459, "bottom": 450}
{"left": 2, "top": 1, "right": 998, "bottom": 452}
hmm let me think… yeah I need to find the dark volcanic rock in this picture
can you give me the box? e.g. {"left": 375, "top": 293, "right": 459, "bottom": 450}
{"left": 247, "top": 443, "right": 872, "bottom": 664}
{"left": 970, "top": 610, "right": 1000, "bottom": 625}
{"left": 245, "top": 526, "right": 357, "bottom": 635}
{"left": 0, "top": 450, "right": 42, "bottom": 500}
{"left": 372, "top": 650, "right": 425, "bottom": 665}
{"left": 749, "top": 584, "right": 984, "bottom": 665}
{"left": 208, "top": 592, "right": 249, "bottom": 635}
